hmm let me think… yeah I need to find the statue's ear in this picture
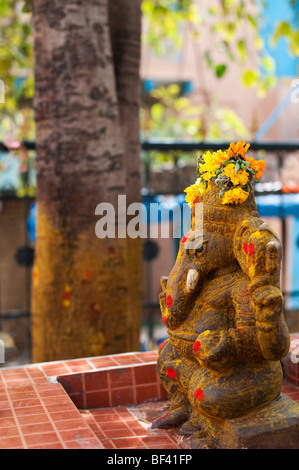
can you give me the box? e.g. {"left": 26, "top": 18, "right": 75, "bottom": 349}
{"left": 233, "top": 218, "right": 282, "bottom": 285}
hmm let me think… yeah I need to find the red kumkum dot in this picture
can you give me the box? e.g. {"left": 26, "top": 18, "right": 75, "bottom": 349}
{"left": 193, "top": 196, "right": 199, "bottom": 205}
{"left": 166, "top": 295, "right": 173, "bottom": 308}
{"left": 194, "top": 389, "right": 204, "bottom": 401}
{"left": 248, "top": 243, "right": 255, "bottom": 256}
{"left": 243, "top": 243, "right": 248, "bottom": 254}
{"left": 181, "top": 233, "right": 190, "bottom": 244}
{"left": 166, "top": 368, "right": 177, "bottom": 379}
{"left": 162, "top": 316, "right": 167, "bottom": 325}
{"left": 193, "top": 341, "right": 201, "bottom": 354}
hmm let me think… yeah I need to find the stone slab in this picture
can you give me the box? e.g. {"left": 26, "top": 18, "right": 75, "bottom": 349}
{"left": 196, "top": 394, "right": 299, "bottom": 449}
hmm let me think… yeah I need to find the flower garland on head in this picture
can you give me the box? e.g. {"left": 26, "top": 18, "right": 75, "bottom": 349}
{"left": 184, "top": 141, "right": 267, "bottom": 207}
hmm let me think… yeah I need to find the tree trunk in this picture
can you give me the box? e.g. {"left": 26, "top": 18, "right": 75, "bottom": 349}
{"left": 31, "top": 0, "right": 142, "bottom": 362}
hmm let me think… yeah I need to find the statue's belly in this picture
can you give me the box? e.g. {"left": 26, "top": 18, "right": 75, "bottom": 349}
{"left": 167, "top": 302, "right": 231, "bottom": 359}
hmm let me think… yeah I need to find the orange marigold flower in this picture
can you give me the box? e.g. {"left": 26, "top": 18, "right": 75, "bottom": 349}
{"left": 245, "top": 157, "right": 267, "bottom": 180}
{"left": 213, "top": 149, "right": 229, "bottom": 166}
{"left": 227, "top": 141, "right": 250, "bottom": 159}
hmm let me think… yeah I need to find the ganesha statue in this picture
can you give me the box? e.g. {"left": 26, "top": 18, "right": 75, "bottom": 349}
{"left": 152, "top": 142, "right": 292, "bottom": 448}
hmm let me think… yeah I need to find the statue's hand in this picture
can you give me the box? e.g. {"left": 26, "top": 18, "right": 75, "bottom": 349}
{"left": 252, "top": 285, "right": 290, "bottom": 360}
{"left": 194, "top": 329, "right": 236, "bottom": 372}
{"left": 252, "top": 285, "right": 283, "bottom": 325}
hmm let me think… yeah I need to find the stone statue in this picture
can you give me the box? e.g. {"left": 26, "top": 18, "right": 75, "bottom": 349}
{"left": 152, "top": 142, "right": 298, "bottom": 449}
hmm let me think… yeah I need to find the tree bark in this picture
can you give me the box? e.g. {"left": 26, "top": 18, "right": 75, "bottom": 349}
{"left": 31, "top": 0, "right": 142, "bottom": 362}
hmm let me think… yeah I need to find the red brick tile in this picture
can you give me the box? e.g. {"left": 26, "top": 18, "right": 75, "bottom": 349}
{"left": 54, "top": 418, "right": 89, "bottom": 431}
{"left": 64, "top": 438, "right": 103, "bottom": 449}
{"left": 89, "top": 357, "right": 119, "bottom": 369}
{"left": 110, "top": 388, "right": 135, "bottom": 407}
{"left": 0, "top": 410, "right": 14, "bottom": 418}
{"left": 91, "top": 409, "right": 121, "bottom": 421}
{"left": 0, "top": 436, "right": 24, "bottom": 449}
{"left": 131, "top": 426, "right": 148, "bottom": 437}
{"left": 84, "top": 370, "right": 109, "bottom": 392}
{"left": 113, "top": 355, "right": 143, "bottom": 366}
{"left": 0, "top": 400, "right": 11, "bottom": 410}
{"left": 57, "top": 373, "right": 83, "bottom": 395}
{"left": 137, "top": 352, "right": 158, "bottom": 362}
{"left": 0, "top": 416, "right": 16, "bottom": 428}
{"left": 149, "top": 443, "right": 182, "bottom": 449}
{"left": 45, "top": 402, "right": 77, "bottom": 413}
{"left": 93, "top": 429, "right": 107, "bottom": 440}
{"left": 17, "top": 414, "right": 50, "bottom": 426}
{"left": 49, "top": 410, "right": 82, "bottom": 422}
{"left": 58, "top": 427, "right": 96, "bottom": 442}
{"left": 14, "top": 405, "right": 45, "bottom": 416}
{"left": 24, "top": 431, "right": 61, "bottom": 446}
{"left": 38, "top": 387, "right": 67, "bottom": 398}
{"left": 136, "top": 384, "right": 159, "bottom": 404}
{"left": 7, "top": 391, "right": 37, "bottom": 401}
{"left": 104, "top": 428, "right": 135, "bottom": 439}
{"left": 20, "top": 422, "right": 55, "bottom": 435}
{"left": 99, "top": 420, "right": 127, "bottom": 431}
{"left": 159, "top": 383, "right": 167, "bottom": 399}
{"left": 65, "top": 360, "right": 94, "bottom": 373}
{"left": 40, "top": 363, "right": 70, "bottom": 376}
{"left": 134, "top": 364, "right": 158, "bottom": 386}
{"left": 115, "top": 407, "right": 134, "bottom": 417}
{"left": 0, "top": 426, "right": 20, "bottom": 438}
{"left": 141, "top": 435, "right": 176, "bottom": 447}
{"left": 26, "top": 367, "right": 44, "bottom": 375}
{"left": 11, "top": 398, "right": 41, "bottom": 408}
{"left": 68, "top": 392, "right": 85, "bottom": 409}
{"left": 113, "top": 437, "right": 147, "bottom": 449}
{"left": 1, "top": 368, "right": 27, "bottom": 376}
{"left": 40, "top": 394, "right": 71, "bottom": 405}
{"left": 7, "top": 385, "right": 35, "bottom": 393}
{"left": 27, "top": 443, "right": 64, "bottom": 449}
{"left": 109, "top": 368, "right": 134, "bottom": 389}
{"left": 85, "top": 390, "right": 110, "bottom": 409}
{"left": 3, "top": 378, "right": 33, "bottom": 387}
{"left": 101, "top": 439, "right": 117, "bottom": 449}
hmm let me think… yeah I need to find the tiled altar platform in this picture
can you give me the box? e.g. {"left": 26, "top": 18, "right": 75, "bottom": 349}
{"left": 0, "top": 333, "right": 297, "bottom": 449}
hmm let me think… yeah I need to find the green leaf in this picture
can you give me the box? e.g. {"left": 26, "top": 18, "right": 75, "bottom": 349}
{"left": 235, "top": 161, "right": 240, "bottom": 175}
{"left": 215, "top": 63, "right": 227, "bottom": 78}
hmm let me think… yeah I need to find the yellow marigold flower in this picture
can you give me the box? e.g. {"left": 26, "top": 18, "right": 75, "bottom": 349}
{"left": 245, "top": 157, "right": 267, "bottom": 180}
{"left": 221, "top": 187, "right": 249, "bottom": 205}
{"left": 224, "top": 163, "right": 249, "bottom": 186}
{"left": 198, "top": 151, "right": 220, "bottom": 178}
{"left": 184, "top": 179, "right": 207, "bottom": 208}
{"left": 227, "top": 141, "right": 250, "bottom": 159}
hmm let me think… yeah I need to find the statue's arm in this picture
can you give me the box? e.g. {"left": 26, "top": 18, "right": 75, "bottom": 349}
{"left": 252, "top": 285, "right": 290, "bottom": 360}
